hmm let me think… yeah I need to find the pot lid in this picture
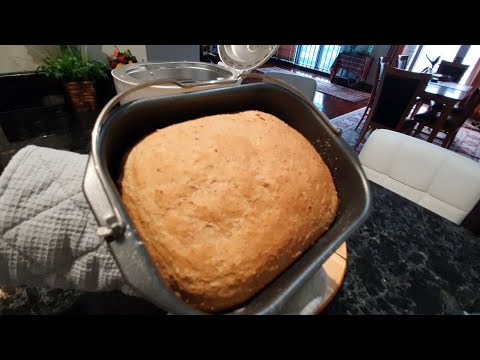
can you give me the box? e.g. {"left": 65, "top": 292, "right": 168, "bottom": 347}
{"left": 217, "top": 45, "right": 279, "bottom": 73}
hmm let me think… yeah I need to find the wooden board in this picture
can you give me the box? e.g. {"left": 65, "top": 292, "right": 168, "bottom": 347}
{"left": 314, "top": 243, "right": 348, "bottom": 314}
{"left": 335, "top": 242, "right": 347, "bottom": 260}
{"left": 278, "top": 242, "right": 347, "bottom": 315}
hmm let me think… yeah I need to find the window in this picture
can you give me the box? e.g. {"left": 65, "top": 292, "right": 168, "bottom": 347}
{"left": 407, "top": 45, "right": 479, "bottom": 85}
{"left": 410, "top": 45, "right": 461, "bottom": 73}
{"left": 459, "top": 45, "right": 480, "bottom": 84}
{"left": 273, "top": 45, "right": 342, "bottom": 73}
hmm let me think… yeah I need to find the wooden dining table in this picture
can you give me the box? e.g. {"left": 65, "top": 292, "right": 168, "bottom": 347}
{"left": 420, "top": 81, "right": 473, "bottom": 142}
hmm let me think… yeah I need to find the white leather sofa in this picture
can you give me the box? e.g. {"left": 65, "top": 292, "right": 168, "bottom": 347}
{"left": 358, "top": 129, "right": 480, "bottom": 224}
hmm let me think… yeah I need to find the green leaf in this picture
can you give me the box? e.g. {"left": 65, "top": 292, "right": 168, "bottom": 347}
{"left": 36, "top": 45, "right": 109, "bottom": 83}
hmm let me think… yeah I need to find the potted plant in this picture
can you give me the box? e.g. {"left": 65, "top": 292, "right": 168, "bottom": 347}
{"left": 421, "top": 54, "right": 441, "bottom": 74}
{"left": 37, "top": 45, "right": 109, "bottom": 113}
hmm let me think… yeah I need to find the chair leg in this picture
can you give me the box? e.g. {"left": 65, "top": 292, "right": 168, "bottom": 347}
{"left": 413, "top": 124, "right": 424, "bottom": 137}
{"left": 448, "top": 136, "right": 455, "bottom": 149}
{"left": 410, "top": 102, "right": 424, "bottom": 118}
{"left": 354, "top": 123, "right": 371, "bottom": 149}
{"left": 446, "top": 132, "right": 457, "bottom": 149}
{"left": 355, "top": 107, "right": 369, "bottom": 131}
{"left": 427, "top": 128, "right": 438, "bottom": 143}
{"left": 441, "top": 134, "right": 450, "bottom": 148}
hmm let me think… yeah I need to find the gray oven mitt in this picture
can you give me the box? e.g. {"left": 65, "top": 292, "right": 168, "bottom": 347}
{"left": 0, "top": 145, "right": 133, "bottom": 295}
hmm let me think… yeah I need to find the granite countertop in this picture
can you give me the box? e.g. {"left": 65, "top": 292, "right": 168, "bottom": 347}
{"left": 1, "top": 137, "right": 479, "bottom": 314}
{"left": 322, "top": 182, "right": 480, "bottom": 315}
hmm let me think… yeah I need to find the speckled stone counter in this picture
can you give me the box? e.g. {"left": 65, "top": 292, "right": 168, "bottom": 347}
{"left": 0, "top": 286, "right": 79, "bottom": 315}
{"left": 322, "top": 182, "right": 480, "bottom": 315}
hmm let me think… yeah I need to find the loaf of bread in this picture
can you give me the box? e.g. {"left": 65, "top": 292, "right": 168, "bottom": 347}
{"left": 119, "top": 110, "right": 338, "bottom": 313}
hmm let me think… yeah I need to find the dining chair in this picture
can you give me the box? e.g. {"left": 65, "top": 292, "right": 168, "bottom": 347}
{"left": 435, "top": 60, "right": 470, "bottom": 83}
{"left": 397, "top": 55, "right": 409, "bottom": 70}
{"left": 262, "top": 71, "right": 317, "bottom": 101}
{"left": 355, "top": 56, "right": 391, "bottom": 131}
{"left": 354, "top": 65, "right": 432, "bottom": 149}
{"left": 427, "top": 61, "right": 471, "bottom": 112}
{"left": 412, "top": 87, "right": 480, "bottom": 148}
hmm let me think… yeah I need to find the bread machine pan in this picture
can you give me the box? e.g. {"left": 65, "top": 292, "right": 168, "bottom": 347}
{"left": 83, "top": 75, "right": 372, "bottom": 315}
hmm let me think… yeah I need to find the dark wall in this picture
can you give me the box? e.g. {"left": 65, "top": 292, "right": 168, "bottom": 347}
{"left": 0, "top": 72, "right": 64, "bottom": 112}
{"left": 0, "top": 72, "right": 116, "bottom": 143}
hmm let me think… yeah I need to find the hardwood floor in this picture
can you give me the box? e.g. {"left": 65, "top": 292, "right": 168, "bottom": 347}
{"left": 259, "top": 61, "right": 370, "bottom": 119}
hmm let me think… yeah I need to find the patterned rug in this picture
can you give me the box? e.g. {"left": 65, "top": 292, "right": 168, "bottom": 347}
{"left": 329, "top": 107, "right": 480, "bottom": 162}
{"left": 257, "top": 67, "right": 371, "bottom": 103}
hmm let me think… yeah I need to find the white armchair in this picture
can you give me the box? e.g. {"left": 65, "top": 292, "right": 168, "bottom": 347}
{"left": 358, "top": 129, "right": 480, "bottom": 224}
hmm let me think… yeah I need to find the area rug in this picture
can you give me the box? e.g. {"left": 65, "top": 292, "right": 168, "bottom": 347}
{"left": 256, "top": 67, "right": 371, "bottom": 103}
{"left": 329, "top": 107, "right": 480, "bottom": 162}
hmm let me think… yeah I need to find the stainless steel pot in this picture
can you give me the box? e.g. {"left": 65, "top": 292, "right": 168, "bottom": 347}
{"left": 112, "top": 62, "right": 240, "bottom": 104}
{"left": 111, "top": 45, "right": 279, "bottom": 104}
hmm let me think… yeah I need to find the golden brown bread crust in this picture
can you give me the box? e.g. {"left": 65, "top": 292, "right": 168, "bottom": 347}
{"left": 119, "top": 110, "right": 338, "bottom": 313}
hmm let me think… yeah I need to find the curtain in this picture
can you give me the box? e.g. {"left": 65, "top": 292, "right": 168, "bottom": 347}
{"left": 386, "top": 45, "right": 406, "bottom": 67}
{"left": 465, "top": 56, "right": 480, "bottom": 119}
